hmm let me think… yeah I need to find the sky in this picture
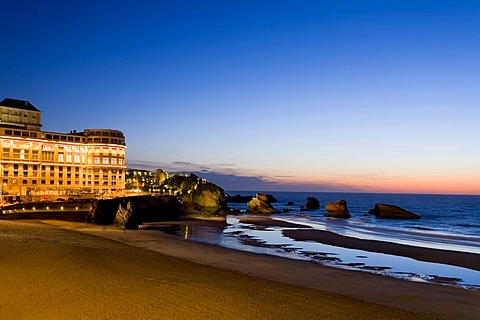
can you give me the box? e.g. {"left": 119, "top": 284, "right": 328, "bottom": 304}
{"left": 1, "top": 0, "right": 479, "bottom": 194}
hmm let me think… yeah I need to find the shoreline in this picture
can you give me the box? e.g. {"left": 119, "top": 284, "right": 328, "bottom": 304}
{"left": 236, "top": 216, "right": 480, "bottom": 271}
{"left": 40, "top": 218, "right": 480, "bottom": 319}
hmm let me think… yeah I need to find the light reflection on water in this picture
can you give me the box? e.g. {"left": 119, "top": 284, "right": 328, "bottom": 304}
{"left": 157, "top": 217, "right": 480, "bottom": 290}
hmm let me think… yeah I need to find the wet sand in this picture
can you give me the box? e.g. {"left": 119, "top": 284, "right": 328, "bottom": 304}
{"left": 1, "top": 219, "right": 479, "bottom": 319}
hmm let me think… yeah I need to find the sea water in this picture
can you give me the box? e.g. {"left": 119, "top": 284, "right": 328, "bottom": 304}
{"left": 163, "top": 192, "right": 480, "bottom": 289}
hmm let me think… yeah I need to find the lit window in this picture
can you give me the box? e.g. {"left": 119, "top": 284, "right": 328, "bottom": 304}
{"left": 94, "top": 157, "right": 100, "bottom": 164}
{"left": 103, "top": 158, "right": 109, "bottom": 165}
{"left": 58, "top": 153, "right": 64, "bottom": 162}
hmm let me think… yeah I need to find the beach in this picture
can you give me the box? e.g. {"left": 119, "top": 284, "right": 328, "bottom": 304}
{"left": 1, "top": 219, "right": 478, "bottom": 319}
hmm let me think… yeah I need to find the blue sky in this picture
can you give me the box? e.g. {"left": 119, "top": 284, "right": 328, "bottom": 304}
{"left": 1, "top": 1, "right": 479, "bottom": 194}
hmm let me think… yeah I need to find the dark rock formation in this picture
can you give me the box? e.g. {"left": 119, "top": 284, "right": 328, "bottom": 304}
{"left": 265, "top": 194, "right": 278, "bottom": 203}
{"left": 179, "top": 182, "right": 228, "bottom": 216}
{"left": 88, "top": 195, "right": 182, "bottom": 225}
{"left": 114, "top": 202, "right": 139, "bottom": 229}
{"left": 305, "top": 197, "right": 320, "bottom": 210}
{"left": 287, "top": 201, "right": 294, "bottom": 206}
{"left": 369, "top": 203, "right": 421, "bottom": 219}
{"left": 226, "top": 194, "right": 255, "bottom": 203}
{"left": 325, "top": 200, "right": 351, "bottom": 219}
{"left": 247, "top": 193, "right": 277, "bottom": 214}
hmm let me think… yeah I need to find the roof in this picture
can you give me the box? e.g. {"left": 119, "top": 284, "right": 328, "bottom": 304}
{"left": 0, "top": 98, "right": 40, "bottom": 112}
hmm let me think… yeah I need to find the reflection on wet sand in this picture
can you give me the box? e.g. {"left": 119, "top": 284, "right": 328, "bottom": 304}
{"left": 149, "top": 216, "right": 480, "bottom": 290}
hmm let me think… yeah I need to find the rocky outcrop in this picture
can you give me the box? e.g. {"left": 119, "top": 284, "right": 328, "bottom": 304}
{"left": 179, "top": 182, "right": 228, "bottom": 216}
{"left": 305, "top": 197, "right": 320, "bottom": 210}
{"left": 226, "top": 194, "right": 255, "bottom": 203}
{"left": 88, "top": 195, "right": 182, "bottom": 225}
{"left": 247, "top": 193, "right": 277, "bottom": 214}
{"left": 114, "top": 202, "right": 139, "bottom": 229}
{"left": 369, "top": 203, "right": 421, "bottom": 219}
{"left": 325, "top": 200, "right": 351, "bottom": 218}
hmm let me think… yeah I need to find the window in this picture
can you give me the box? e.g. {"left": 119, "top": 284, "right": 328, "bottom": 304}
{"left": 23, "top": 165, "right": 28, "bottom": 170}
{"left": 118, "top": 159, "right": 123, "bottom": 165}
{"left": 22, "top": 180, "right": 27, "bottom": 184}
{"left": 66, "top": 153, "right": 72, "bottom": 162}
{"left": 111, "top": 158, "right": 117, "bottom": 165}
{"left": 41, "top": 180, "right": 46, "bottom": 185}
{"left": 58, "top": 153, "right": 64, "bottom": 162}
{"left": 32, "top": 150, "right": 38, "bottom": 160}
{"left": 32, "top": 180, "right": 37, "bottom": 185}
{"left": 12, "top": 149, "right": 21, "bottom": 159}
{"left": 42, "top": 151, "right": 54, "bottom": 161}
{"left": 94, "top": 157, "right": 100, "bottom": 164}
{"left": 74, "top": 153, "right": 80, "bottom": 163}
{"left": 103, "top": 158, "right": 109, "bottom": 165}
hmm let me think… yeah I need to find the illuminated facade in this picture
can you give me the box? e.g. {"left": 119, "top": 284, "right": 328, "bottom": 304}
{"left": 0, "top": 98, "right": 126, "bottom": 200}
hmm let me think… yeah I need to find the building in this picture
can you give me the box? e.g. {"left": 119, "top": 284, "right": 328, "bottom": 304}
{"left": 0, "top": 98, "right": 126, "bottom": 201}
{"left": 125, "top": 169, "right": 171, "bottom": 193}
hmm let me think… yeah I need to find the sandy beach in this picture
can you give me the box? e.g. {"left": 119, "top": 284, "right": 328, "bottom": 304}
{"left": 1, "top": 219, "right": 479, "bottom": 319}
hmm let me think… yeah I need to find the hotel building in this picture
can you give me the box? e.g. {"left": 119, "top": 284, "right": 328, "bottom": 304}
{"left": 0, "top": 98, "right": 126, "bottom": 200}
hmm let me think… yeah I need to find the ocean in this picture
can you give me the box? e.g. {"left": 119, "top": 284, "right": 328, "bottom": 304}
{"left": 164, "top": 191, "right": 480, "bottom": 289}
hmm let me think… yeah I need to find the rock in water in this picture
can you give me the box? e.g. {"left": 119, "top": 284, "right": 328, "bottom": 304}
{"left": 305, "top": 197, "right": 320, "bottom": 210}
{"left": 247, "top": 193, "right": 277, "bottom": 214}
{"left": 325, "top": 200, "right": 351, "bottom": 218}
{"left": 369, "top": 203, "right": 421, "bottom": 219}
